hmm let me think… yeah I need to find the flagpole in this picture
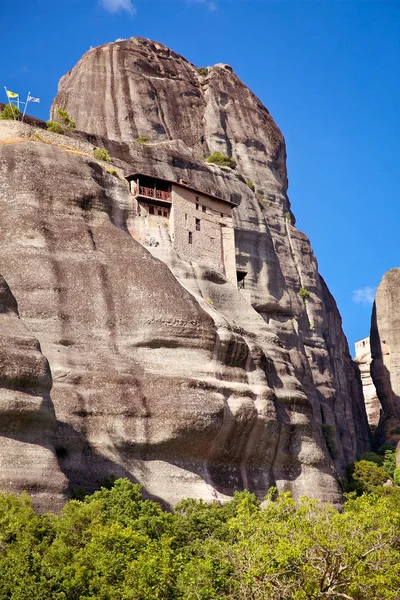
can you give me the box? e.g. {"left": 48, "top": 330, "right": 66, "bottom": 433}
{"left": 4, "top": 86, "right": 16, "bottom": 120}
{"left": 22, "top": 92, "right": 30, "bottom": 122}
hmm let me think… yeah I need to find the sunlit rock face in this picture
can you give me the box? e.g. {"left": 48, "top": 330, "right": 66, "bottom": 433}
{"left": 354, "top": 337, "right": 381, "bottom": 428}
{"left": 0, "top": 38, "right": 370, "bottom": 507}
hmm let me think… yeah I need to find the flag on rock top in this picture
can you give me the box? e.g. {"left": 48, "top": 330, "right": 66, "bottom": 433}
{"left": 6, "top": 90, "right": 18, "bottom": 98}
{"left": 28, "top": 95, "right": 40, "bottom": 103}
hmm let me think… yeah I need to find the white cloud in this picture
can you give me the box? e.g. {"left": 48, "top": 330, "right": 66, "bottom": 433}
{"left": 352, "top": 286, "right": 376, "bottom": 306}
{"left": 188, "top": 0, "right": 218, "bottom": 11}
{"left": 99, "top": 0, "right": 136, "bottom": 15}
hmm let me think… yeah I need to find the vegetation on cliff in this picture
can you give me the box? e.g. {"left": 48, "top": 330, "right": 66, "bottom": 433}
{"left": 0, "top": 478, "right": 399, "bottom": 599}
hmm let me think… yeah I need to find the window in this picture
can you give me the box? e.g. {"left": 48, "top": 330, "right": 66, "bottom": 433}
{"left": 195, "top": 218, "right": 201, "bottom": 231}
{"left": 221, "top": 212, "right": 224, "bottom": 217}
{"left": 237, "top": 270, "right": 247, "bottom": 290}
{"left": 188, "top": 232, "right": 193, "bottom": 244}
{"left": 202, "top": 205, "right": 206, "bottom": 213}
{"left": 157, "top": 208, "right": 162, "bottom": 216}
{"left": 196, "top": 197, "right": 199, "bottom": 210}
{"left": 185, "top": 213, "right": 188, "bottom": 221}
{"left": 149, "top": 205, "right": 154, "bottom": 215}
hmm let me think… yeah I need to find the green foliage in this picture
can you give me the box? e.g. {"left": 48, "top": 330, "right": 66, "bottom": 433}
{"left": 46, "top": 121, "right": 65, "bottom": 134}
{"left": 246, "top": 180, "right": 255, "bottom": 192}
{"left": 284, "top": 210, "right": 293, "bottom": 223}
{"left": 299, "top": 286, "right": 311, "bottom": 300}
{"left": 351, "top": 459, "right": 389, "bottom": 494}
{"left": 136, "top": 134, "right": 151, "bottom": 144}
{"left": 1, "top": 480, "right": 400, "bottom": 599}
{"left": 55, "top": 108, "right": 76, "bottom": 131}
{"left": 390, "top": 426, "right": 400, "bottom": 435}
{"left": 107, "top": 168, "right": 119, "bottom": 178}
{"left": 197, "top": 67, "right": 209, "bottom": 77}
{"left": 382, "top": 449, "right": 397, "bottom": 478}
{"left": 206, "top": 152, "right": 237, "bottom": 169}
{"left": 362, "top": 451, "right": 384, "bottom": 465}
{"left": 394, "top": 465, "right": 400, "bottom": 485}
{"left": 0, "top": 103, "right": 21, "bottom": 120}
{"left": 378, "top": 442, "right": 395, "bottom": 455}
{"left": 322, "top": 423, "right": 338, "bottom": 459}
{"left": 94, "top": 147, "right": 111, "bottom": 162}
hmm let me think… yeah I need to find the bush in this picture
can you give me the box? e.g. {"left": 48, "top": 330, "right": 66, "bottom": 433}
{"left": 382, "top": 449, "right": 397, "bottom": 478}
{"left": 136, "top": 134, "right": 151, "bottom": 144}
{"left": 352, "top": 460, "right": 389, "bottom": 494}
{"left": 55, "top": 108, "right": 75, "bottom": 131}
{"left": 107, "top": 169, "right": 119, "bottom": 178}
{"left": 46, "top": 121, "right": 65, "bottom": 134}
{"left": 299, "top": 287, "right": 311, "bottom": 300}
{"left": 94, "top": 148, "right": 110, "bottom": 162}
{"left": 394, "top": 465, "right": 400, "bottom": 485}
{"left": 362, "top": 451, "right": 384, "bottom": 465}
{"left": 246, "top": 180, "right": 255, "bottom": 192}
{"left": 197, "top": 67, "right": 209, "bottom": 77}
{"left": 206, "top": 152, "right": 237, "bottom": 169}
{"left": 0, "top": 104, "right": 21, "bottom": 120}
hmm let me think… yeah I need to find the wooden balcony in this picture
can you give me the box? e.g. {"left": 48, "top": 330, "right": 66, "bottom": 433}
{"left": 134, "top": 185, "right": 172, "bottom": 203}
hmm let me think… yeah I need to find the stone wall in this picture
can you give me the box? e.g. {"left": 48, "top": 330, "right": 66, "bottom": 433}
{"left": 171, "top": 185, "right": 235, "bottom": 282}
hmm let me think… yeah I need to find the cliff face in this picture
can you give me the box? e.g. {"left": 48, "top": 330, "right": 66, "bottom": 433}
{"left": 371, "top": 270, "right": 400, "bottom": 442}
{"left": 0, "top": 37, "right": 369, "bottom": 507}
{"left": 354, "top": 339, "right": 381, "bottom": 428}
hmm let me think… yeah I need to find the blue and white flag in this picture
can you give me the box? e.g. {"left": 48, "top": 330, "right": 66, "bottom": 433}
{"left": 28, "top": 95, "right": 40, "bottom": 103}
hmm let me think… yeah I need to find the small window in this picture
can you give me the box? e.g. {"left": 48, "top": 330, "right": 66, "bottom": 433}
{"left": 157, "top": 208, "right": 162, "bottom": 216}
{"left": 202, "top": 205, "right": 206, "bottom": 213}
{"left": 196, "top": 197, "right": 199, "bottom": 210}
{"left": 237, "top": 270, "right": 247, "bottom": 290}
{"left": 149, "top": 206, "right": 155, "bottom": 215}
{"left": 221, "top": 212, "right": 224, "bottom": 218}
{"left": 188, "top": 232, "right": 193, "bottom": 244}
{"left": 195, "top": 218, "right": 201, "bottom": 231}
{"left": 185, "top": 213, "right": 187, "bottom": 221}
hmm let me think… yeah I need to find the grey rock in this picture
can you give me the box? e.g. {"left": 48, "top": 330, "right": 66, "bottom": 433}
{"left": 0, "top": 37, "right": 370, "bottom": 507}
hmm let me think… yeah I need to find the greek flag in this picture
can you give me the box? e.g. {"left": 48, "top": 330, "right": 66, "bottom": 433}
{"left": 28, "top": 95, "right": 40, "bottom": 103}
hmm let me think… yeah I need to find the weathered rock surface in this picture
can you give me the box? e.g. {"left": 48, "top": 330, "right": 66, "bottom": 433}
{"left": 354, "top": 338, "right": 381, "bottom": 428}
{"left": 371, "top": 269, "right": 400, "bottom": 444}
{"left": 0, "top": 37, "right": 370, "bottom": 507}
{"left": 0, "top": 275, "right": 68, "bottom": 509}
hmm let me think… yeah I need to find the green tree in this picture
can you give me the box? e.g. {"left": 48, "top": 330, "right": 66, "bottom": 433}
{"left": 55, "top": 108, "right": 76, "bottom": 131}
{"left": 352, "top": 459, "right": 389, "bottom": 494}
{"left": 46, "top": 121, "right": 65, "bottom": 134}
{"left": 0, "top": 104, "right": 21, "bottom": 120}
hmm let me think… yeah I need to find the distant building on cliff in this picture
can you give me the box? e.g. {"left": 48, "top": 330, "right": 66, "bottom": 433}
{"left": 355, "top": 336, "right": 371, "bottom": 359}
{"left": 126, "top": 173, "right": 238, "bottom": 286}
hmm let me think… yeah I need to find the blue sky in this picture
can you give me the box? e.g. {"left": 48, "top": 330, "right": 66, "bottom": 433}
{"left": 2, "top": 0, "right": 400, "bottom": 353}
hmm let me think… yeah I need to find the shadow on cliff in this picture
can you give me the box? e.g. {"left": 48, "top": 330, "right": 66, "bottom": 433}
{"left": 54, "top": 421, "right": 168, "bottom": 507}
{"left": 370, "top": 300, "right": 400, "bottom": 430}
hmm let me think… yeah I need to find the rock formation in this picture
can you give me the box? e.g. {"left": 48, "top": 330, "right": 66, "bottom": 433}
{"left": 0, "top": 37, "right": 370, "bottom": 508}
{"left": 354, "top": 338, "right": 380, "bottom": 428}
{"left": 0, "top": 275, "right": 68, "bottom": 509}
{"left": 371, "top": 270, "right": 400, "bottom": 446}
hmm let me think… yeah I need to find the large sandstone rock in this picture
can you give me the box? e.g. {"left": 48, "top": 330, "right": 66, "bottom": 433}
{"left": 52, "top": 37, "right": 369, "bottom": 473}
{"left": 0, "top": 139, "right": 344, "bottom": 506}
{"left": 0, "top": 275, "right": 68, "bottom": 509}
{"left": 0, "top": 38, "right": 370, "bottom": 507}
{"left": 371, "top": 270, "right": 400, "bottom": 445}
